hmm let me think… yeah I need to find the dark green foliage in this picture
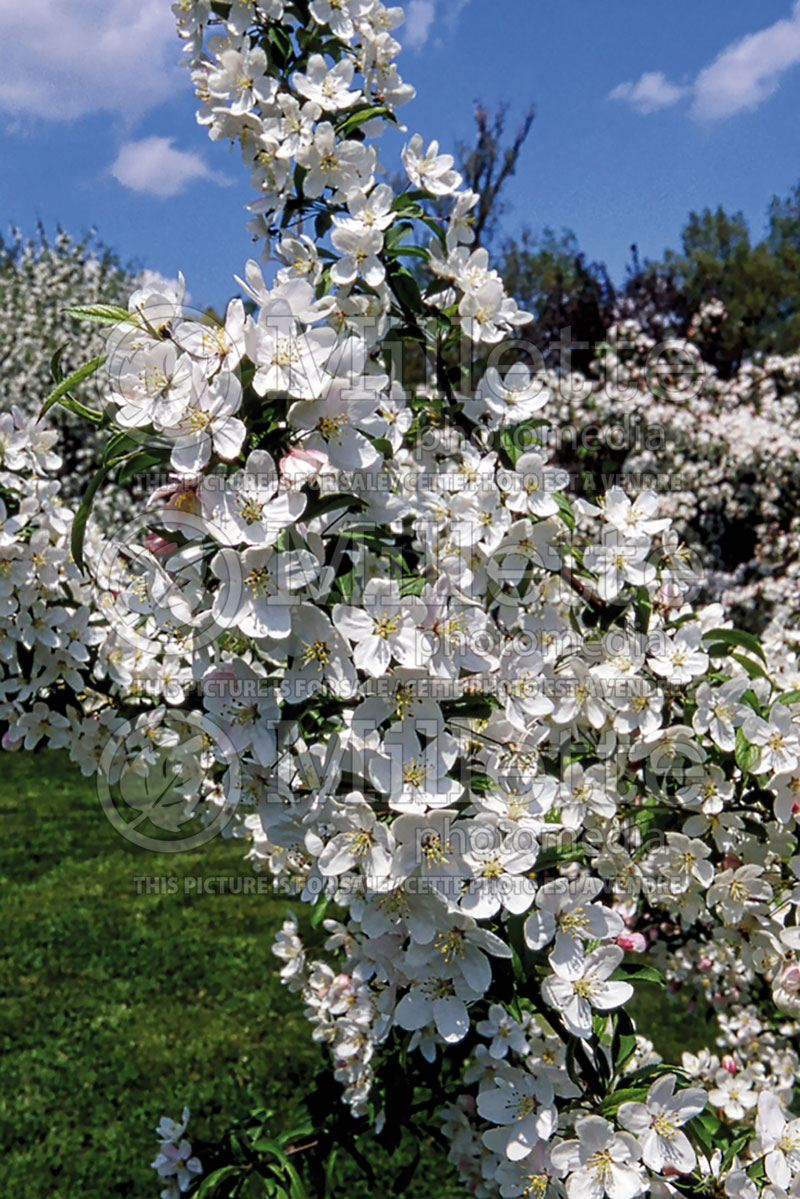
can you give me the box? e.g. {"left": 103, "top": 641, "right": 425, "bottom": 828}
{"left": 0, "top": 752, "right": 462, "bottom": 1198}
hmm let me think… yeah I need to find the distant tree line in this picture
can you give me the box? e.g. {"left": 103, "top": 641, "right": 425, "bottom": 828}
{"left": 457, "top": 104, "right": 800, "bottom": 376}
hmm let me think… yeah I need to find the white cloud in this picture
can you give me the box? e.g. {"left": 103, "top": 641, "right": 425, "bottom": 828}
{"left": 609, "top": 1, "right": 800, "bottom": 121}
{"left": 692, "top": 0, "right": 800, "bottom": 119}
{"left": 109, "top": 138, "right": 231, "bottom": 199}
{"left": 402, "top": 0, "right": 470, "bottom": 49}
{"left": 0, "top": 0, "right": 179, "bottom": 123}
{"left": 443, "top": 0, "right": 470, "bottom": 34}
{"left": 404, "top": 0, "right": 436, "bottom": 48}
{"left": 609, "top": 71, "right": 688, "bottom": 115}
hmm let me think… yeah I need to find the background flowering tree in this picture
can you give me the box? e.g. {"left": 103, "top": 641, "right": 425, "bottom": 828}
{"left": 0, "top": 226, "right": 136, "bottom": 498}
{"left": 2, "top": 3, "right": 800, "bottom": 1198}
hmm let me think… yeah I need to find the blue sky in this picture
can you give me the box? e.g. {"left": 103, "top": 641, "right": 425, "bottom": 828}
{"left": 2, "top": 0, "right": 799, "bottom": 308}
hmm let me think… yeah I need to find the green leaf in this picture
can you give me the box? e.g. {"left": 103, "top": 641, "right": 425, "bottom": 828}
{"left": 52, "top": 393, "right": 104, "bottom": 424}
{"left": 391, "top": 190, "right": 429, "bottom": 209}
{"left": 500, "top": 429, "right": 522, "bottom": 467}
{"left": 721, "top": 1132, "right": 752, "bottom": 1173}
{"left": 418, "top": 214, "right": 448, "bottom": 250}
{"left": 391, "top": 199, "right": 423, "bottom": 218}
{"left": 592, "top": 1012, "right": 612, "bottom": 1041}
{"left": 611, "top": 1009, "right": 638, "bottom": 1073}
{"left": 423, "top": 276, "right": 455, "bottom": 300}
{"left": 117, "top": 450, "right": 168, "bottom": 484}
{"left": 688, "top": 1110, "right": 723, "bottom": 1158}
{"left": 696, "top": 1110, "right": 722, "bottom": 1136}
{"left": 384, "top": 221, "right": 414, "bottom": 251}
{"left": 63, "top": 302, "right": 134, "bottom": 325}
{"left": 103, "top": 432, "right": 140, "bottom": 466}
{"left": 728, "top": 652, "right": 771, "bottom": 682}
{"left": 309, "top": 897, "right": 328, "bottom": 930}
{"left": 248, "top": 1138, "right": 307, "bottom": 1199}
{"left": 388, "top": 266, "right": 423, "bottom": 315}
{"left": 71, "top": 460, "right": 115, "bottom": 572}
{"left": 335, "top": 103, "right": 395, "bottom": 138}
{"left": 49, "top": 343, "right": 67, "bottom": 385}
{"left": 703, "top": 627, "right": 767, "bottom": 665}
{"left": 533, "top": 841, "right": 585, "bottom": 871}
{"left": 302, "top": 492, "right": 366, "bottom": 523}
{"left": 554, "top": 492, "right": 576, "bottom": 532}
{"left": 314, "top": 210, "right": 333, "bottom": 239}
{"left": 39, "top": 354, "right": 106, "bottom": 421}
{"left": 499, "top": 418, "right": 550, "bottom": 467}
{"left": 746, "top": 1159, "right": 767, "bottom": 1185}
{"left": 267, "top": 23, "right": 294, "bottom": 70}
{"left": 334, "top": 568, "right": 355, "bottom": 599}
{"left": 390, "top": 245, "right": 431, "bottom": 262}
{"left": 598, "top": 1085, "right": 649, "bottom": 1116}
{"left": 509, "top": 942, "right": 525, "bottom": 985}
{"left": 611, "top": 963, "right": 665, "bottom": 988}
{"left": 399, "top": 575, "right": 427, "bottom": 596}
{"left": 735, "top": 727, "right": 760, "bottom": 774}
{"left": 443, "top": 696, "right": 496, "bottom": 720}
{"left": 195, "top": 1165, "right": 244, "bottom": 1198}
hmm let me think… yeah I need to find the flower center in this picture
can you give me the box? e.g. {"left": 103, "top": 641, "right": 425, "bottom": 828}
{"left": 301, "top": 640, "right": 330, "bottom": 669}
{"left": 373, "top": 613, "right": 400, "bottom": 638}
{"left": 403, "top": 758, "right": 427, "bottom": 788}
{"left": 651, "top": 1113, "right": 678, "bottom": 1139}
{"left": 245, "top": 567, "right": 274, "bottom": 598}
{"left": 433, "top": 929, "right": 465, "bottom": 963}
{"left": 238, "top": 497, "right": 264, "bottom": 524}
{"left": 318, "top": 414, "right": 348, "bottom": 441}
{"left": 345, "top": 829, "right": 373, "bottom": 857}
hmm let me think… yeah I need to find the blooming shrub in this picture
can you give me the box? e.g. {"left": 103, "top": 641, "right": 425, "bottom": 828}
{"left": 0, "top": 227, "right": 134, "bottom": 499}
{"left": 540, "top": 312, "right": 800, "bottom": 635}
{"left": 3, "top": 3, "right": 800, "bottom": 1198}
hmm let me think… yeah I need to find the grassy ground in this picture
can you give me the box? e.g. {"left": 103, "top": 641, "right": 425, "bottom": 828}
{"left": 1, "top": 750, "right": 324, "bottom": 1198}
{"left": 1, "top": 751, "right": 707, "bottom": 1198}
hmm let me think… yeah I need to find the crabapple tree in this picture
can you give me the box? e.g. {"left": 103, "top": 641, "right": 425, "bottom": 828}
{"left": 2, "top": 3, "right": 800, "bottom": 1198}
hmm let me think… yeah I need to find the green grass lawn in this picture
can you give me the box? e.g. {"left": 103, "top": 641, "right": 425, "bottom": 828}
{"left": 1, "top": 750, "right": 328, "bottom": 1197}
{"left": 0, "top": 751, "right": 708, "bottom": 1198}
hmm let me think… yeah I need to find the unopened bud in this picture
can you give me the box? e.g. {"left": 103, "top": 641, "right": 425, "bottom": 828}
{"left": 616, "top": 932, "right": 647, "bottom": 953}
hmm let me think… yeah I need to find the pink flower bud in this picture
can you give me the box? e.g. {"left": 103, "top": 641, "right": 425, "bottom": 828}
{"left": 143, "top": 533, "right": 178, "bottom": 556}
{"left": 778, "top": 964, "right": 800, "bottom": 992}
{"left": 698, "top": 957, "right": 713, "bottom": 971}
{"left": 721, "top": 1055, "right": 737, "bottom": 1075}
{"left": 279, "top": 447, "right": 328, "bottom": 485}
{"left": 658, "top": 582, "right": 684, "bottom": 609}
{"left": 147, "top": 476, "right": 201, "bottom": 510}
{"left": 457, "top": 1094, "right": 477, "bottom": 1113}
{"left": 2, "top": 729, "right": 22, "bottom": 751}
{"left": 616, "top": 932, "right": 647, "bottom": 953}
{"left": 722, "top": 853, "right": 742, "bottom": 870}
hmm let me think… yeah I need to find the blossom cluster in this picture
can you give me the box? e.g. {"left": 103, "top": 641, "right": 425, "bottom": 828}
{"left": 546, "top": 314, "right": 800, "bottom": 635}
{"left": 151, "top": 1108, "right": 202, "bottom": 1198}
{"left": 0, "top": 226, "right": 145, "bottom": 502}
